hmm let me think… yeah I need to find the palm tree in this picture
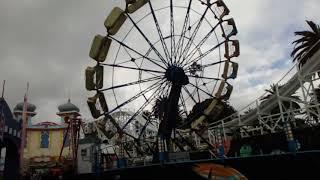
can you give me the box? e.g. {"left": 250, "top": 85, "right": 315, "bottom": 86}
{"left": 153, "top": 96, "right": 169, "bottom": 122}
{"left": 152, "top": 96, "right": 184, "bottom": 133}
{"left": 260, "top": 84, "right": 301, "bottom": 114}
{"left": 291, "top": 20, "right": 320, "bottom": 68}
{"left": 260, "top": 84, "right": 303, "bottom": 130}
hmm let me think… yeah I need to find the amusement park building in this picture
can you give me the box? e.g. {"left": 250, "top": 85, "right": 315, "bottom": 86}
{"left": 10, "top": 101, "right": 73, "bottom": 173}
{"left": 23, "top": 121, "right": 70, "bottom": 172}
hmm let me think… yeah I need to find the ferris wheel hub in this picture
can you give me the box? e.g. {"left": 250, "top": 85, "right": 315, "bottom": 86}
{"left": 165, "top": 65, "right": 189, "bottom": 85}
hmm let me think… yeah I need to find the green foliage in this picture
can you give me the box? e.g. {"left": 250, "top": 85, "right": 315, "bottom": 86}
{"left": 260, "top": 84, "right": 301, "bottom": 113}
{"left": 291, "top": 21, "right": 320, "bottom": 68}
{"left": 187, "top": 98, "right": 237, "bottom": 124}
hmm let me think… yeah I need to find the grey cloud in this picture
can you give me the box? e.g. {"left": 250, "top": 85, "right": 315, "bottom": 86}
{"left": 0, "top": 0, "right": 123, "bottom": 122}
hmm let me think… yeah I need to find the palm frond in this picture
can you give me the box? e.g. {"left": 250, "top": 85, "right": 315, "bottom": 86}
{"left": 291, "top": 21, "right": 320, "bottom": 66}
{"left": 306, "top": 20, "right": 320, "bottom": 34}
{"left": 292, "top": 36, "right": 312, "bottom": 45}
{"left": 260, "top": 94, "right": 271, "bottom": 101}
{"left": 294, "top": 31, "right": 317, "bottom": 38}
{"left": 295, "top": 50, "right": 309, "bottom": 66}
{"left": 292, "top": 41, "right": 318, "bottom": 64}
{"left": 291, "top": 41, "right": 313, "bottom": 59}
{"left": 290, "top": 95, "right": 301, "bottom": 100}
{"left": 265, "top": 89, "right": 274, "bottom": 94}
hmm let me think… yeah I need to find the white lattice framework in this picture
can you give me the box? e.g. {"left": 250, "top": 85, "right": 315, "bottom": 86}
{"left": 207, "top": 42, "right": 320, "bottom": 143}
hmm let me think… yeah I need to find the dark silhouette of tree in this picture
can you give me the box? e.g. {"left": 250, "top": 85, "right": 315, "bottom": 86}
{"left": 291, "top": 20, "right": 320, "bottom": 68}
{"left": 260, "top": 84, "right": 302, "bottom": 129}
{"left": 153, "top": 96, "right": 168, "bottom": 122}
{"left": 213, "top": 101, "right": 237, "bottom": 123}
{"left": 186, "top": 98, "right": 237, "bottom": 125}
{"left": 260, "top": 84, "right": 301, "bottom": 113}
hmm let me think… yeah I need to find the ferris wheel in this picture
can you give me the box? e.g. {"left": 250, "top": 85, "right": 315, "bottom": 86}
{"left": 85, "top": 0, "right": 239, "bottom": 153}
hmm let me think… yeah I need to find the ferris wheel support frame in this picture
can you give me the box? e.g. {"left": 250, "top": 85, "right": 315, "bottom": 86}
{"left": 85, "top": 0, "right": 240, "bottom": 165}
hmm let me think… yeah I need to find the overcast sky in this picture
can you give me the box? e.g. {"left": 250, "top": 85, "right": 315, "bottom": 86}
{"left": 0, "top": 0, "right": 319, "bottom": 124}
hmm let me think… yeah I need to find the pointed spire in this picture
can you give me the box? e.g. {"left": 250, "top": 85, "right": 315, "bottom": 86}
{"left": 1, "top": 80, "right": 5, "bottom": 98}
{"left": 58, "top": 98, "right": 79, "bottom": 113}
{"left": 68, "top": 88, "right": 71, "bottom": 103}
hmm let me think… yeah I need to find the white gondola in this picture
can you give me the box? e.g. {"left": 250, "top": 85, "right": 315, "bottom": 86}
{"left": 104, "top": 7, "right": 127, "bottom": 35}
{"left": 85, "top": 65, "right": 103, "bottom": 91}
{"left": 89, "top": 35, "right": 112, "bottom": 62}
{"left": 222, "top": 18, "right": 238, "bottom": 39}
{"left": 126, "top": 0, "right": 149, "bottom": 14}
{"left": 224, "top": 40, "right": 240, "bottom": 59}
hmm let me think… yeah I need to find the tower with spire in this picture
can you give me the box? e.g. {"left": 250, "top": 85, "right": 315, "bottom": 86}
{"left": 57, "top": 98, "right": 82, "bottom": 174}
{"left": 13, "top": 102, "right": 37, "bottom": 127}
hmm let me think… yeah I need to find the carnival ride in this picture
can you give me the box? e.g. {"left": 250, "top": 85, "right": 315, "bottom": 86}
{"left": 85, "top": 0, "right": 239, "bottom": 163}
{"left": 83, "top": 0, "right": 320, "bottom": 176}
{"left": 209, "top": 41, "right": 320, "bottom": 140}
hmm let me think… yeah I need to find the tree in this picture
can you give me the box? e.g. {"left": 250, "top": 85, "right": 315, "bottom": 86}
{"left": 291, "top": 20, "right": 320, "bottom": 68}
{"left": 153, "top": 96, "right": 168, "bottom": 122}
{"left": 186, "top": 98, "right": 237, "bottom": 125}
{"left": 152, "top": 96, "right": 184, "bottom": 133}
{"left": 260, "top": 84, "right": 301, "bottom": 114}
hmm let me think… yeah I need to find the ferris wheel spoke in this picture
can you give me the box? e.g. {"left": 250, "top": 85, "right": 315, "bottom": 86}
{"left": 179, "top": 6, "right": 210, "bottom": 64}
{"left": 106, "top": 79, "right": 164, "bottom": 115}
{"left": 174, "top": 0, "right": 192, "bottom": 60}
{"left": 96, "top": 115, "right": 138, "bottom": 141}
{"left": 199, "top": 78, "right": 211, "bottom": 93}
{"left": 148, "top": 1, "right": 171, "bottom": 62}
{"left": 101, "top": 76, "right": 163, "bottom": 91}
{"left": 183, "top": 86, "right": 198, "bottom": 104}
{"left": 109, "top": 36, "right": 166, "bottom": 70}
{"left": 184, "top": 22, "right": 221, "bottom": 62}
{"left": 138, "top": 98, "right": 165, "bottom": 140}
{"left": 117, "top": 57, "right": 143, "bottom": 65}
{"left": 121, "top": 80, "right": 167, "bottom": 131}
{"left": 122, "top": 46, "right": 163, "bottom": 74}
{"left": 176, "top": 18, "right": 201, "bottom": 60}
{"left": 195, "top": 78, "right": 201, "bottom": 103}
{"left": 187, "top": 82, "right": 214, "bottom": 98}
{"left": 179, "top": 92, "right": 188, "bottom": 117}
{"left": 184, "top": 60, "right": 222, "bottom": 74}
{"left": 126, "top": 13, "right": 169, "bottom": 66}
{"left": 138, "top": 120, "right": 152, "bottom": 139}
{"left": 187, "top": 75, "right": 221, "bottom": 81}
{"left": 138, "top": 110, "right": 155, "bottom": 140}
{"left": 170, "top": 0, "right": 176, "bottom": 64}
{"left": 201, "top": 60, "right": 226, "bottom": 69}
{"left": 183, "top": 40, "right": 226, "bottom": 68}
{"left": 101, "top": 63, "right": 165, "bottom": 74}
{"left": 134, "top": 60, "right": 159, "bottom": 78}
